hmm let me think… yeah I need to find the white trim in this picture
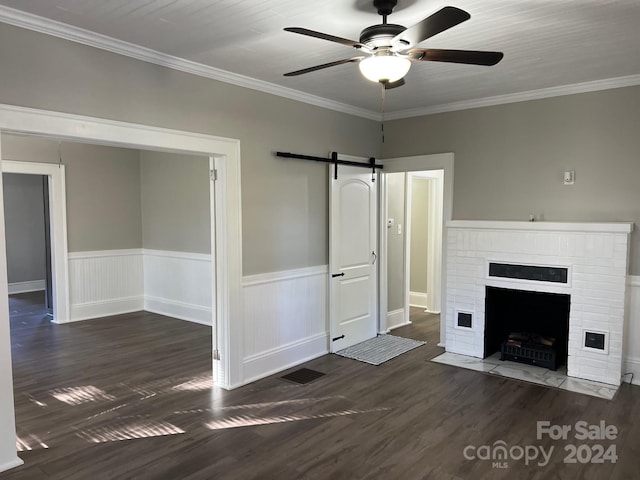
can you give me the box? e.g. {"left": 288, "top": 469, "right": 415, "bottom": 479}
{"left": 378, "top": 172, "right": 389, "bottom": 334}
{"left": 0, "top": 457, "right": 23, "bottom": 474}
{"left": 0, "top": 104, "right": 242, "bottom": 393}
{"left": 142, "top": 249, "right": 211, "bottom": 262}
{"left": 447, "top": 220, "right": 634, "bottom": 234}
{"left": 242, "top": 265, "right": 328, "bottom": 287}
{"left": 68, "top": 249, "right": 142, "bottom": 259}
{"left": 409, "top": 292, "right": 428, "bottom": 308}
{"left": 8, "top": 280, "right": 45, "bottom": 294}
{"left": 426, "top": 171, "right": 443, "bottom": 314}
{"left": 628, "top": 276, "right": 640, "bottom": 288}
{"left": 386, "top": 308, "right": 409, "bottom": 331}
{"left": 403, "top": 172, "right": 412, "bottom": 326}
{"left": 68, "top": 296, "right": 143, "bottom": 323}
{"left": 385, "top": 74, "right": 640, "bottom": 120}
{"left": 1, "top": 160, "right": 69, "bottom": 323}
{"left": 241, "top": 332, "right": 328, "bottom": 385}
{"left": 0, "top": 105, "right": 238, "bottom": 153}
{"left": 144, "top": 295, "right": 212, "bottom": 326}
{"left": 0, "top": 6, "right": 377, "bottom": 122}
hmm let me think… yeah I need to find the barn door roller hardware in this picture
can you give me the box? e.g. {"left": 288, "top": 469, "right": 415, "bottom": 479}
{"left": 276, "top": 151, "right": 382, "bottom": 180}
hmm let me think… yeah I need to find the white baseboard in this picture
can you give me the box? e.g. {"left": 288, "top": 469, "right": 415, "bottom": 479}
{"left": 144, "top": 295, "right": 212, "bottom": 326}
{"left": 8, "top": 279, "right": 45, "bottom": 294}
{"left": 242, "top": 333, "right": 329, "bottom": 385}
{"left": 409, "top": 291, "right": 428, "bottom": 308}
{"left": 67, "top": 296, "right": 143, "bottom": 322}
{"left": 387, "top": 308, "right": 410, "bottom": 331}
{"left": 623, "top": 356, "right": 640, "bottom": 386}
{"left": 0, "top": 457, "right": 24, "bottom": 474}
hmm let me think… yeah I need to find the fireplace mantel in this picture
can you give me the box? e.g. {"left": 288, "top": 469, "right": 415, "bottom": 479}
{"left": 447, "top": 220, "right": 634, "bottom": 234}
{"left": 445, "top": 220, "right": 633, "bottom": 386}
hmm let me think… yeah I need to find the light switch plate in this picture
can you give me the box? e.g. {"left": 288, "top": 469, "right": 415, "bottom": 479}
{"left": 564, "top": 170, "right": 575, "bottom": 185}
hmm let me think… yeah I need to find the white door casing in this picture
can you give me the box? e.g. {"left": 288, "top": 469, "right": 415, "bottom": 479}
{"left": 0, "top": 104, "right": 242, "bottom": 390}
{"left": 0, "top": 160, "right": 69, "bottom": 323}
{"left": 379, "top": 153, "right": 453, "bottom": 345}
{"left": 329, "top": 162, "right": 378, "bottom": 352}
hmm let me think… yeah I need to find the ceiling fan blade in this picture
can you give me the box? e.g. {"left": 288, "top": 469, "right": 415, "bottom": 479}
{"left": 284, "top": 27, "right": 366, "bottom": 49}
{"left": 409, "top": 48, "right": 504, "bottom": 66}
{"left": 382, "top": 78, "right": 405, "bottom": 90}
{"left": 392, "top": 6, "right": 470, "bottom": 51}
{"left": 284, "top": 57, "right": 365, "bottom": 76}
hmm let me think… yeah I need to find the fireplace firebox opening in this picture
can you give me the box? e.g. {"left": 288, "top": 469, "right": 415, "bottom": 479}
{"left": 484, "top": 286, "right": 570, "bottom": 370}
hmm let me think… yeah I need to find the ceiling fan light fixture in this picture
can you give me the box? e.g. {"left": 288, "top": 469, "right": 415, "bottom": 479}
{"left": 358, "top": 53, "right": 410, "bottom": 83}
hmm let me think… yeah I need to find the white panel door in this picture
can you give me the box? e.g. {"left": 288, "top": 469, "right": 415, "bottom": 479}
{"left": 329, "top": 163, "right": 378, "bottom": 352}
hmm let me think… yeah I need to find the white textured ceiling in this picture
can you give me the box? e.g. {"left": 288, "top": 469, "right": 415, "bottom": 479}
{"left": 1, "top": 0, "right": 639, "bottom": 117}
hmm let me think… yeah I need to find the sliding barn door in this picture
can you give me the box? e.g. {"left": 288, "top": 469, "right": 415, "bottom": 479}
{"left": 329, "top": 163, "right": 378, "bottom": 352}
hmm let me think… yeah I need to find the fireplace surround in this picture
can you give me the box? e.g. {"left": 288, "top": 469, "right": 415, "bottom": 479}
{"left": 445, "top": 220, "right": 633, "bottom": 386}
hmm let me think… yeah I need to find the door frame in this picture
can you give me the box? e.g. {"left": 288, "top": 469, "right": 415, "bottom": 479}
{"left": 379, "top": 153, "right": 453, "bottom": 346}
{"left": 0, "top": 106, "right": 242, "bottom": 450}
{"left": 404, "top": 170, "right": 444, "bottom": 323}
{"left": 1, "top": 161, "right": 69, "bottom": 323}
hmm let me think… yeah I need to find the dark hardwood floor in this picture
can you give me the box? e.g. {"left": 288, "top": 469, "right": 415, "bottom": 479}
{"left": 2, "top": 295, "right": 638, "bottom": 479}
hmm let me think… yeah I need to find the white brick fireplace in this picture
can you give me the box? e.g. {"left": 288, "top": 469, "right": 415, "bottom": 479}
{"left": 445, "top": 220, "right": 634, "bottom": 386}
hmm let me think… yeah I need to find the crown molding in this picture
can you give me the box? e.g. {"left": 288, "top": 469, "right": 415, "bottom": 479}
{"left": 2, "top": 5, "right": 639, "bottom": 124}
{"left": 385, "top": 74, "right": 640, "bottom": 120}
{"left": 0, "top": 5, "right": 379, "bottom": 121}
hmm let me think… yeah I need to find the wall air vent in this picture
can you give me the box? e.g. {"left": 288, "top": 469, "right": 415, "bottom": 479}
{"left": 489, "top": 263, "right": 568, "bottom": 284}
{"left": 584, "top": 330, "right": 608, "bottom": 353}
{"left": 456, "top": 311, "right": 473, "bottom": 329}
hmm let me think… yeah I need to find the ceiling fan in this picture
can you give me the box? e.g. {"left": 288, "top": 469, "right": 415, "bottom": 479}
{"left": 284, "top": 0, "right": 503, "bottom": 89}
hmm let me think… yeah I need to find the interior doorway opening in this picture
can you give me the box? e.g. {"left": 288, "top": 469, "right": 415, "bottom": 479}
{"left": 3, "top": 173, "right": 53, "bottom": 318}
{"left": 0, "top": 104, "right": 243, "bottom": 474}
{"left": 378, "top": 153, "right": 453, "bottom": 348}
{"left": 382, "top": 169, "right": 444, "bottom": 345}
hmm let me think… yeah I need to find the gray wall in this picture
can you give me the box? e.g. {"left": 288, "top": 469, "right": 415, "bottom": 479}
{"left": 2, "top": 173, "right": 46, "bottom": 283}
{"left": 410, "top": 177, "right": 429, "bottom": 294}
{"left": 1, "top": 135, "right": 142, "bottom": 252}
{"left": 383, "top": 86, "right": 640, "bottom": 274}
{"left": 0, "top": 23, "right": 380, "bottom": 275}
{"left": 386, "top": 172, "right": 405, "bottom": 311}
{"left": 140, "top": 151, "right": 210, "bottom": 254}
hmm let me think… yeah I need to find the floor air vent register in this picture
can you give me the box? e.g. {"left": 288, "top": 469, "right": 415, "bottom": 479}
{"left": 281, "top": 368, "right": 326, "bottom": 384}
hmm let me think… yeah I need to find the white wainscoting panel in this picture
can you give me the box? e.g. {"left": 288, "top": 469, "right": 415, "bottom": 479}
{"left": 625, "top": 276, "right": 640, "bottom": 386}
{"left": 409, "top": 291, "right": 428, "bottom": 308}
{"left": 143, "top": 249, "right": 213, "bottom": 325}
{"left": 387, "top": 308, "right": 408, "bottom": 331}
{"left": 8, "top": 280, "right": 45, "bottom": 294}
{"left": 68, "top": 249, "right": 143, "bottom": 321}
{"left": 242, "top": 265, "right": 329, "bottom": 383}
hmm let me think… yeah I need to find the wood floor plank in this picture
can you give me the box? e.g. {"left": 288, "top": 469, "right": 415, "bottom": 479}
{"left": 1, "top": 299, "right": 637, "bottom": 479}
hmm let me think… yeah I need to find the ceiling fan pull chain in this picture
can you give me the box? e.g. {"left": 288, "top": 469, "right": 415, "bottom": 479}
{"left": 380, "top": 81, "right": 386, "bottom": 144}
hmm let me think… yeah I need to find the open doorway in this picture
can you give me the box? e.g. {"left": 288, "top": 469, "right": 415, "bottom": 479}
{"left": 3, "top": 173, "right": 52, "bottom": 323}
{"left": 0, "top": 105, "right": 242, "bottom": 472}
{"left": 383, "top": 170, "right": 443, "bottom": 346}
{"left": 378, "top": 153, "right": 454, "bottom": 349}
{"left": 404, "top": 170, "right": 444, "bottom": 319}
